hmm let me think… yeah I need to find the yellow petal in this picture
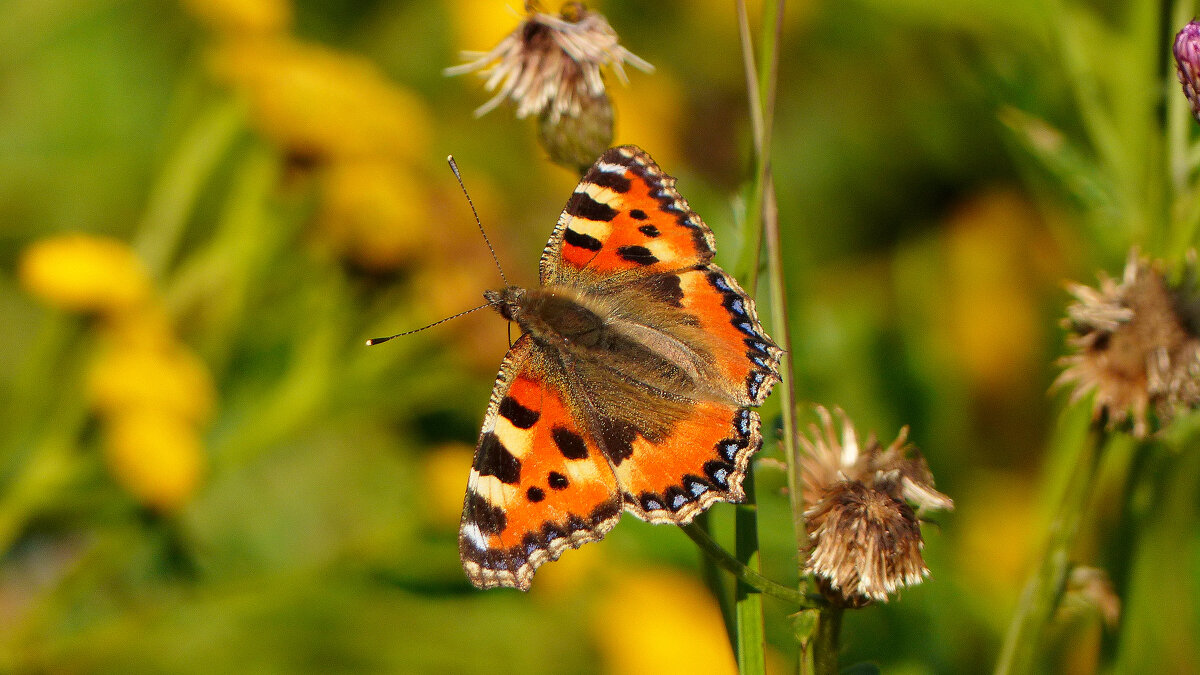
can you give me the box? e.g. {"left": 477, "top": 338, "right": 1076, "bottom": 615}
{"left": 316, "top": 160, "right": 431, "bottom": 271}
{"left": 448, "top": 0, "right": 525, "bottom": 54}
{"left": 211, "top": 38, "right": 432, "bottom": 163}
{"left": 19, "top": 234, "right": 152, "bottom": 315}
{"left": 104, "top": 409, "right": 206, "bottom": 511}
{"left": 87, "top": 341, "right": 216, "bottom": 425}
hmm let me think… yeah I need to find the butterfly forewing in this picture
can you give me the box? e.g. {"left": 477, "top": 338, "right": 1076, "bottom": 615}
{"left": 540, "top": 145, "right": 716, "bottom": 283}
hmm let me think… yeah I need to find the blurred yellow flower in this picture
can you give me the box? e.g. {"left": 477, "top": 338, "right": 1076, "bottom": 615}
{"left": 409, "top": 258, "right": 510, "bottom": 375}
{"left": 529, "top": 537, "right": 606, "bottom": 599}
{"left": 104, "top": 409, "right": 206, "bottom": 511}
{"left": 98, "top": 303, "right": 178, "bottom": 351}
{"left": 211, "top": 38, "right": 432, "bottom": 163}
{"left": 955, "top": 472, "right": 1035, "bottom": 613}
{"left": 316, "top": 160, "right": 431, "bottom": 271}
{"left": 609, "top": 66, "right": 682, "bottom": 168}
{"left": 422, "top": 443, "right": 474, "bottom": 528}
{"left": 180, "top": 0, "right": 291, "bottom": 36}
{"left": 448, "top": 0, "right": 527, "bottom": 57}
{"left": 87, "top": 342, "right": 216, "bottom": 425}
{"left": 19, "top": 233, "right": 152, "bottom": 315}
{"left": 593, "top": 568, "right": 736, "bottom": 675}
{"left": 941, "top": 190, "right": 1048, "bottom": 392}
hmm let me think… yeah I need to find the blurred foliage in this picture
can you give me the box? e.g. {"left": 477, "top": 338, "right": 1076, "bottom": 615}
{"left": 0, "top": 0, "right": 1197, "bottom": 673}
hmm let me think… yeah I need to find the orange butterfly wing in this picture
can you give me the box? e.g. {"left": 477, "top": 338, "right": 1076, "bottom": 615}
{"left": 675, "top": 266, "right": 781, "bottom": 407}
{"left": 598, "top": 268, "right": 781, "bottom": 524}
{"left": 540, "top": 145, "right": 716, "bottom": 281}
{"left": 460, "top": 335, "right": 622, "bottom": 591}
{"left": 463, "top": 146, "right": 781, "bottom": 590}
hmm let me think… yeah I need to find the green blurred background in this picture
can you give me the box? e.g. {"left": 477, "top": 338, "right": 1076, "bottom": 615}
{"left": 1, "top": 0, "right": 1195, "bottom": 672}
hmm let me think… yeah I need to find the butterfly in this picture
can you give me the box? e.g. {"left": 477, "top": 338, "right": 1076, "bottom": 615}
{"left": 461, "top": 145, "right": 782, "bottom": 590}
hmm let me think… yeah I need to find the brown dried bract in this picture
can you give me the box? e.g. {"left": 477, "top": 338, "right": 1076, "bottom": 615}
{"left": 1055, "top": 250, "right": 1200, "bottom": 437}
{"left": 798, "top": 407, "right": 952, "bottom": 607}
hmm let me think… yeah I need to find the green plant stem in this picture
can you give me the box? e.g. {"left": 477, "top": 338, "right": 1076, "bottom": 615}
{"left": 134, "top": 97, "right": 246, "bottom": 278}
{"left": 1049, "top": 0, "right": 1133, "bottom": 232}
{"left": 682, "top": 521, "right": 820, "bottom": 608}
{"left": 994, "top": 423, "right": 1107, "bottom": 675}
{"left": 812, "top": 605, "right": 843, "bottom": 675}
{"left": 0, "top": 406, "right": 88, "bottom": 554}
{"left": 1113, "top": 414, "right": 1200, "bottom": 669}
{"left": 762, "top": 175, "right": 803, "bottom": 541}
{"left": 164, "top": 145, "right": 284, "bottom": 367}
{"left": 1169, "top": 1, "right": 1191, "bottom": 195}
{"left": 729, "top": 1, "right": 786, "bottom": 672}
{"left": 734, "top": 470, "right": 767, "bottom": 675}
{"left": 693, "top": 512, "right": 736, "bottom": 646}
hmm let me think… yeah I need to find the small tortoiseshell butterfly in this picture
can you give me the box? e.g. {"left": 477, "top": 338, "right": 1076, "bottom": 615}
{"left": 462, "top": 145, "right": 782, "bottom": 590}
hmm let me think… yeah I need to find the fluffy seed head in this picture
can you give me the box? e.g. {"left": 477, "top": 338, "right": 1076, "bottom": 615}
{"left": 798, "top": 407, "right": 952, "bottom": 607}
{"left": 446, "top": 1, "right": 652, "bottom": 124}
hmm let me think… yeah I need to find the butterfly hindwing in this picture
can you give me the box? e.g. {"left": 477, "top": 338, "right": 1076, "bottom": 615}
{"left": 460, "top": 335, "right": 622, "bottom": 591}
{"left": 613, "top": 399, "right": 764, "bottom": 524}
{"left": 675, "top": 265, "right": 782, "bottom": 405}
{"left": 540, "top": 145, "right": 717, "bottom": 283}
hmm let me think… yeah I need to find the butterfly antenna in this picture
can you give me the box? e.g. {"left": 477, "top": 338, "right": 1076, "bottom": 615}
{"left": 448, "top": 155, "right": 509, "bottom": 287}
{"left": 365, "top": 301, "right": 491, "bottom": 346}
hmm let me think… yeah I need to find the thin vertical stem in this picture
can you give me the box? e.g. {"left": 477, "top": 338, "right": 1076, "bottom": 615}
{"left": 734, "top": 469, "right": 766, "bottom": 675}
{"left": 730, "top": 2, "right": 787, "bottom": 674}
{"left": 134, "top": 97, "right": 246, "bottom": 278}
{"left": 732, "top": 1, "right": 766, "bottom": 672}
{"left": 994, "top": 424, "right": 1107, "bottom": 675}
{"left": 1169, "top": 1, "right": 1191, "bottom": 195}
{"left": 736, "top": 0, "right": 766, "bottom": 290}
{"left": 812, "top": 604, "right": 843, "bottom": 674}
{"left": 763, "top": 174, "right": 803, "bottom": 549}
{"left": 693, "top": 512, "right": 736, "bottom": 646}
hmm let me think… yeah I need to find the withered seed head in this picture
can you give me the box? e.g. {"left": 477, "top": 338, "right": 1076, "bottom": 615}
{"left": 798, "top": 407, "right": 952, "bottom": 607}
{"left": 446, "top": 1, "right": 652, "bottom": 124}
{"left": 1055, "top": 250, "right": 1200, "bottom": 437}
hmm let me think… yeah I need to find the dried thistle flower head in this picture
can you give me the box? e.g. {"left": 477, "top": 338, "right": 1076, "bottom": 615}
{"left": 1055, "top": 250, "right": 1200, "bottom": 437}
{"left": 446, "top": 1, "right": 652, "bottom": 123}
{"left": 1175, "top": 21, "right": 1200, "bottom": 122}
{"left": 798, "top": 407, "right": 953, "bottom": 607}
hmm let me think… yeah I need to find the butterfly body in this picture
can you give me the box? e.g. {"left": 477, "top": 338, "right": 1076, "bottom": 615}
{"left": 462, "top": 146, "right": 782, "bottom": 590}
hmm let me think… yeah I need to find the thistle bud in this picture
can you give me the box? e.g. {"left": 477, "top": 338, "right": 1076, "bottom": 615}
{"left": 538, "top": 91, "right": 613, "bottom": 174}
{"left": 1174, "top": 21, "right": 1200, "bottom": 121}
